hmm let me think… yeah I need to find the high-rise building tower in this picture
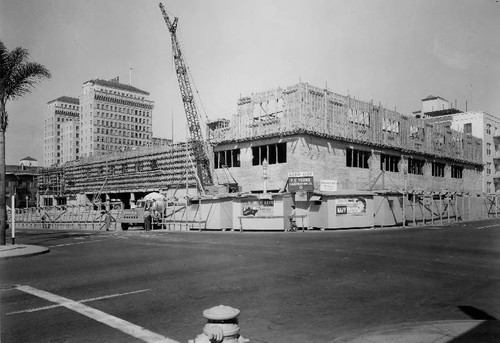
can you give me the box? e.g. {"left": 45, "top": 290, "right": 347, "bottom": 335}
{"left": 60, "top": 117, "right": 80, "bottom": 164}
{"left": 79, "top": 77, "right": 154, "bottom": 158}
{"left": 44, "top": 96, "right": 80, "bottom": 167}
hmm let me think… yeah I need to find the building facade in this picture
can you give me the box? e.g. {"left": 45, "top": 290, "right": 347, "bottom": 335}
{"left": 60, "top": 118, "right": 80, "bottom": 164}
{"left": 427, "top": 111, "right": 500, "bottom": 193}
{"left": 7, "top": 158, "right": 40, "bottom": 209}
{"left": 79, "top": 78, "right": 154, "bottom": 158}
{"left": 44, "top": 96, "right": 80, "bottom": 167}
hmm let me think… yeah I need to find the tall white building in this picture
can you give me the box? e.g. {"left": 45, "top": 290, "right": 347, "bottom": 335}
{"left": 421, "top": 96, "right": 500, "bottom": 193}
{"left": 444, "top": 112, "right": 500, "bottom": 193}
{"left": 44, "top": 96, "right": 80, "bottom": 167}
{"left": 60, "top": 118, "right": 80, "bottom": 164}
{"left": 79, "top": 77, "right": 154, "bottom": 158}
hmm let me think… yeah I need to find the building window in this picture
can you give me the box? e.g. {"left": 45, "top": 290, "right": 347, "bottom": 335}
{"left": 408, "top": 158, "right": 425, "bottom": 175}
{"left": 151, "top": 160, "right": 158, "bottom": 170}
{"left": 487, "top": 162, "right": 491, "bottom": 175}
{"left": 380, "top": 154, "right": 400, "bottom": 172}
{"left": 251, "top": 143, "right": 286, "bottom": 166}
{"left": 214, "top": 149, "right": 241, "bottom": 169}
{"left": 487, "top": 143, "right": 492, "bottom": 156}
{"left": 451, "top": 166, "right": 463, "bottom": 179}
{"left": 464, "top": 123, "right": 472, "bottom": 134}
{"left": 346, "top": 148, "right": 370, "bottom": 169}
{"left": 431, "top": 162, "right": 445, "bottom": 177}
{"left": 486, "top": 124, "right": 492, "bottom": 135}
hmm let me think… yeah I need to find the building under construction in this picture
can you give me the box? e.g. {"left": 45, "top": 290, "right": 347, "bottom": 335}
{"left": 37, "top": 81, "right": 484, "bottom": 208}
{"left": 37, "top": 142, "right": 203, "bottom": 207}
{"left": 209, "top": 82, "right": 483, "bottom": 194}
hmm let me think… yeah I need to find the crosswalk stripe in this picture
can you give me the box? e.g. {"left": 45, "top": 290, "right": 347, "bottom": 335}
{"left": 16, "top": 285, "right": 179, "bottom": 343}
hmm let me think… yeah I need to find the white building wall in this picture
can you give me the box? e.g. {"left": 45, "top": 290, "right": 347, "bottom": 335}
{"left": 447, "top": 111, "right": 500, "bottom": 193}
{"left": 43, "top": 98, "right": 80, "bottom": 167}
{"left": 422, "top": 97, "right": 452, "bottom": 114}
{"left": 60, "top": 119, "right": 80, "bottom": 164}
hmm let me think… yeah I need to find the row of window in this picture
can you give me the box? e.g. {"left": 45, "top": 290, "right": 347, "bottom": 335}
{"left": 346, "top": 148, "right": 464, "bottom": 178}
{"left": 96, "top": 111, "right": 150, "bottom": 124}
{"left": 213, "top": 143, "right": 287, "bottom": 169}
{"left": 95, "top": 134, "right": 150, "bottom": 144}
{"left": 95, "top": 88, "right": 146, "bottom": 100}
{"left": 95, "top": 125, "right": 149, "bottom": 134}
{"left": 95, "top": 103, "right": 150, "bottom": 117}
{"left": 59, "top": 103, "right": 79, "bottom": 110}
{"left": 214, "top": 145, "right": 464, "bottom": 179}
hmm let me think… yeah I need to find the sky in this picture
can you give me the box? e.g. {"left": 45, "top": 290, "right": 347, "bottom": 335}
{"left": 1, "top": 0, "right": 499, "bottom": 165}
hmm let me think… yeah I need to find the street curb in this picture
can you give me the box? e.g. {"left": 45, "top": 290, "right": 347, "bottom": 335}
{"left": 0, "top": 245, "right": 50, "bottom": 260}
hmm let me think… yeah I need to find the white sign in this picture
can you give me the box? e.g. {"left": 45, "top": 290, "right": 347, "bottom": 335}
{"left": 320, "top": 180, "right": 338, "bottom": 192}
{"left": 295, "top": 190, "right": 308, "bottom": 202}
{"left": 288, "top": 172, "right": 314, "bottom": 177}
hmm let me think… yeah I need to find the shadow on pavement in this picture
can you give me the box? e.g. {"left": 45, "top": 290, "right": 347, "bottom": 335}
{"left": 451, "top": 306, "right": 499, "bottom": 343}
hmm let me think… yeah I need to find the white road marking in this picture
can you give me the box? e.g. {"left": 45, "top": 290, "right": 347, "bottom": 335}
{"left": 48, "top": 239, "right": 104, "bottom": 248}
{"left": 7, "top": 289, "right": 150, "bottom": 315}
{"left": 15, "top": 285, "right": 179, "bottom": 343}
{"left": 475, "top": 224, "right": 500, "bottom": 230}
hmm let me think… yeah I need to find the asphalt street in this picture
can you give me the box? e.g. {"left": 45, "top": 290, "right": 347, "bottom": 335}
{"left": 1, "top": 220, "right": 499, "bottom": 343}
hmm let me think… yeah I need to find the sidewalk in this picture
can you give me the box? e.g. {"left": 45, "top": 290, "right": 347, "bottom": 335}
{"left": 0, "top": 244, "right": 49, "bottom": 259}
{"left": 330, "top": 320, "right": 499, "bottom": 343}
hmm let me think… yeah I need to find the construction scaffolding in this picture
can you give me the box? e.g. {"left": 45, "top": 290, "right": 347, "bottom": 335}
{"left": 208, "top": 82, "right": 482, "bottom": 166}
{"left": 37, "top": 142, "right": 200, "bottom": 198}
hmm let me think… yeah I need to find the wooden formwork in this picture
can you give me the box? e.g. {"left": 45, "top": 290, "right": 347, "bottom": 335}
{"left": 209, "top": 82, "right": 483, "bottom": 166}
{"left": 375, "top": 191, "right": 500, "bottom": 227}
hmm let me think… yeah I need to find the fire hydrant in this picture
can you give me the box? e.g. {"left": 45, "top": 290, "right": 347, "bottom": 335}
{"left": 188, "top": 305, "right": 249, "bottom": 343}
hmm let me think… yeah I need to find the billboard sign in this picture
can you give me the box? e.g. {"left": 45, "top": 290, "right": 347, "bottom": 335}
{"left": 335, "top": 198, "right": 367, "bottom": 215}
{"left": 288, "top": 176, "right": 314, "bottom": 192}
{"left": 241, "top": 199, "right": 274, "bottom": 216}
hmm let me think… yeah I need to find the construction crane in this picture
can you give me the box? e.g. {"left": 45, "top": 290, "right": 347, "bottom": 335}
{"left": 158, "top": 2, "right": 213, "bottom": 190}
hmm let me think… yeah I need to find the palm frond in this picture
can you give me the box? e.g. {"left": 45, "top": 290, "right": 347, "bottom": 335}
{"left": 4, "top": 62, "right": 51, "bottom": 101}
{"left": 0, "top": 42, "right": 50, "bottom": 102}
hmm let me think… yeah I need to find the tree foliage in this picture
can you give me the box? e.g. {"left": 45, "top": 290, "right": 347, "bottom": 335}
{"left": 0, "top": 40, "right": 51, "bottom": 244}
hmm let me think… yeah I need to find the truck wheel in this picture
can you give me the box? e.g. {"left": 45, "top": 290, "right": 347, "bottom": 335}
{"left": 121, "top": 223, "right": 129, "bottom": 231}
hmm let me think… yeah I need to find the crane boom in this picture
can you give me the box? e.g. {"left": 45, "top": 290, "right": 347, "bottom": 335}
{"left": 159, "top": 2, "right": 213, "bottom": 187}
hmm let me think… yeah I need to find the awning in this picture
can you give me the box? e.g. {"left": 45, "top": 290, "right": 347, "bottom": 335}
{"left": 309, "top": 195, "right": 321, "bottom": 201}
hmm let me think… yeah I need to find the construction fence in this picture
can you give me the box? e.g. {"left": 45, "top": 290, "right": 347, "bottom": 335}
{"left": 11, "top": 193, "right": 500, "bottom": 231}
{"left": 12, "top": 203, "right": 205, "bottom": 232}
{"left": 375, "top": 192, "right": 500, "bottom": 227}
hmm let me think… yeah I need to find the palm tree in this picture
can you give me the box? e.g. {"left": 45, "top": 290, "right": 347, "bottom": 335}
{"left": 0, "top": 41, "right": 51, "bottom": 245}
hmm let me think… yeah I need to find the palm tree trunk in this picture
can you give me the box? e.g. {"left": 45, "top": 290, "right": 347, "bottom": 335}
{"left": 0, "top": 128, "right": 6, "bottom": 245}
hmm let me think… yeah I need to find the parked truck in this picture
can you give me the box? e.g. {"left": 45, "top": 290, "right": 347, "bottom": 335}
{"left": 114, "top": 194, "right": 170, "bottom": 230}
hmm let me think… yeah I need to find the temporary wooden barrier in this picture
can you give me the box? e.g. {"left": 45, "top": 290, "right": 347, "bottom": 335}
{"left": 374, "top": 191, "right": 500, "bottom": 227}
